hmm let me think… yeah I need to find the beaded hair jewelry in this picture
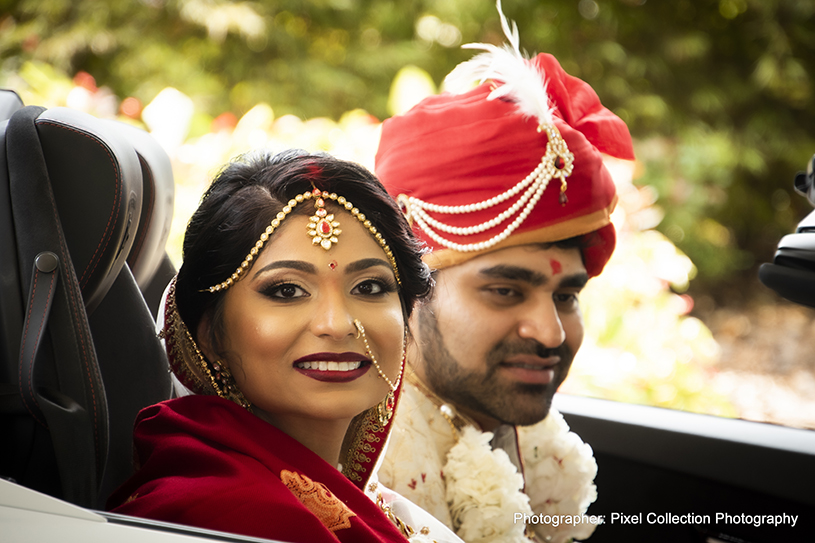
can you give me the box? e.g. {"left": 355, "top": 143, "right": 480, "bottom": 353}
{"left": 203, "top": 188, "right": 401, "bottom": 293}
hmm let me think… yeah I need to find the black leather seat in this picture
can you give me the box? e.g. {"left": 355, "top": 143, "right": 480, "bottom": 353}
{"left": 0, "top": 98, "right": 174, "bottom": 508}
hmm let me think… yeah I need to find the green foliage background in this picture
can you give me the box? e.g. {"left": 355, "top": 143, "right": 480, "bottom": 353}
{"left": 3, "top": 0, "right": 814, "bottom": 307}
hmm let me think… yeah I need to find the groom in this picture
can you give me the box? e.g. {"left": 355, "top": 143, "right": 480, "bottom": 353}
{"left": 374, "top": 6, "right": 634, "bottom": 542}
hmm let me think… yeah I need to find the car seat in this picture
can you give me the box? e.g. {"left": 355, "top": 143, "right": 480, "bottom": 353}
{"left": 0, "top": 89, "right": 23, "bottom": 121}
{"left": 0, "top": 95, "right": 174, "bottom": 509}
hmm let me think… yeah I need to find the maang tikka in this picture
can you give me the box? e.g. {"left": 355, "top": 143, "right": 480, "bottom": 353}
{"left": 307, "top": 190, "right": 342, "bottom": 250}
{"left": 202, "top": 187, "right": 402, "bottom": 293}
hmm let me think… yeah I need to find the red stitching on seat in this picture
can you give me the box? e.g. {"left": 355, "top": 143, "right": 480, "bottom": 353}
{"left": 37, "top": 120, "right": 122, "bottom": 289}
{"left": 18, "top": 269, "right": 50, "bottom": 427}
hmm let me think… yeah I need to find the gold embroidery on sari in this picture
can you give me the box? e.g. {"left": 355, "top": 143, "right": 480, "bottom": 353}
{"left": 280, "top": 470, "right": 356, "bottom": 532}
{"left": 339, "top": 407, "right": 384, "bottom": 483}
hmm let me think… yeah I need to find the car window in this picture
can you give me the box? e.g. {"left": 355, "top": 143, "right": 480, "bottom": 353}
{"left": 561, "top": 156, "right": 815, "bottom": 431}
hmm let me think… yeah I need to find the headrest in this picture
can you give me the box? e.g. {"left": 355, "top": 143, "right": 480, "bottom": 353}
{"left": 101, "top": 120, "right": 175, "bottom": 289}
{"left": 0, "top": 90, "right": 23, "bottom": 122}
{"left": 34, "top": 107, "right": 144, "bottom": 313}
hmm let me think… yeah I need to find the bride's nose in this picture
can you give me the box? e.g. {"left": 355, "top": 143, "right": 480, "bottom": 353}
{"left": 308, "top": 288, "right": 357, "bottom": 341}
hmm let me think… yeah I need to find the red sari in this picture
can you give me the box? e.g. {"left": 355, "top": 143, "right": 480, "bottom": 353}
{"left": 107, "top": 395, "right": 409, "bottom": 543}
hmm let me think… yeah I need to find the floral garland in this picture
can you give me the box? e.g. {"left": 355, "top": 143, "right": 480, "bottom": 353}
{"left": 518, "top": 410, "right": 598, "bottom": 543}
{"left": 444, "top": 409, "right": 598, "bottom": 543}
{"left": 445, "top": 427, "right": 533, "bottom": 543}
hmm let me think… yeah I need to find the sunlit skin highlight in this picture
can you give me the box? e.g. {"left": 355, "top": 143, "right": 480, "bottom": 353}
{"left": 409, "top": 245, "right": 587, "bottom": 431}
{"left": 197, "top": 213, "right": 404, "bottom": 466}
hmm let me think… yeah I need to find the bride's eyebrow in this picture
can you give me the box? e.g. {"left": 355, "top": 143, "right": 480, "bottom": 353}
{"left": 344, "top": 258, "right": 392, "bottom": 274}
{"left": 253, "top": 260, "right": 317, "bottom": 277}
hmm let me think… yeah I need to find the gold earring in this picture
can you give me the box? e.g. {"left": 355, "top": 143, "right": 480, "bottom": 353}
{"left": 161, "top": 276, "right": 251, "bottom": 410}
{"left": 207, "top": 357, "right": 251, "bottom": 410}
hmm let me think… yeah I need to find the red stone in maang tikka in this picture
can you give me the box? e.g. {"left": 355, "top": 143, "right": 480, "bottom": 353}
{"left": 308, "top": 188, "right": 342, "bottom": 250}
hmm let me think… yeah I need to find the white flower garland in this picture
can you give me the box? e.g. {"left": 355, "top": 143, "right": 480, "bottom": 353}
{"left": 445, "top": 427, "right": 533, "bottom": 543}
{"left": 518, "top": 410, "right": 598, "bottom": 543}
{"left": 444, "top": 409, "right": 598, "bottom": 543}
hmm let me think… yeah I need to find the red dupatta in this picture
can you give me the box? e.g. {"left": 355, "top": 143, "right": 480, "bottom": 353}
{"left": 107, "top": 395, "right": 408, "bottom": 543}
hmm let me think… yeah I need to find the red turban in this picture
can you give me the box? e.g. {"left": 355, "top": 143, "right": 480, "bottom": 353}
{"left": 375, "top": 53, "right": 634, "bottom": 277}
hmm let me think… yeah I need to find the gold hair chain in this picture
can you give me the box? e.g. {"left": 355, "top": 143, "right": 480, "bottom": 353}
{"left": 202, "top": 189, "right": 401, "bottom": 293}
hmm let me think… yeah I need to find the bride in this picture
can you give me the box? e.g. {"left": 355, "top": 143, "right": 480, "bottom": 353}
{"left": 107, "top": 149, "right": 461, "bottom": 543}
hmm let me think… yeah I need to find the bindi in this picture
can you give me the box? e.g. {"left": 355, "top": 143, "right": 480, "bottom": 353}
{"left": 550, "top": 259, "right": 562, "bottom": 275}
{"left": 329, "top": 260, "right": 338, "bottom": 270}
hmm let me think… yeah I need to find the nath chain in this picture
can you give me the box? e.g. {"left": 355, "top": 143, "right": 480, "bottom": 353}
{"left": 353, "top": 319, "right": 403, "bottom": 392}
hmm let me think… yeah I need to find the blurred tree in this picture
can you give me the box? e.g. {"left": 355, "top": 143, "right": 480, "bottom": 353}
{"left": 2, "top": 0, "right": 814, "bottom": 307}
